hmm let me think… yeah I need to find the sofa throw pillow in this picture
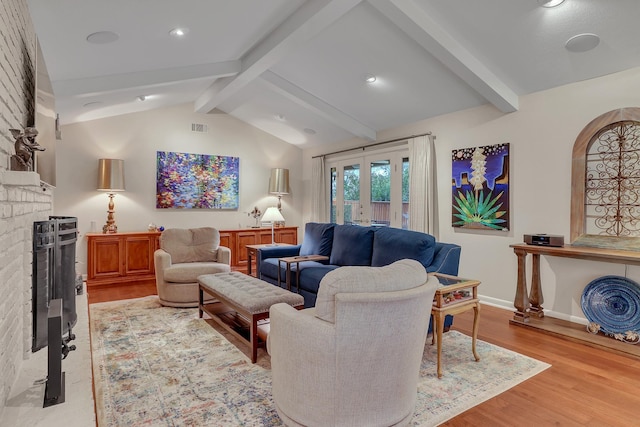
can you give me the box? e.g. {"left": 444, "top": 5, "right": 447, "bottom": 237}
{"left": 371, "top": 228, "right": 436, "bottom": 269}
{"left": 315, "top": 259, "right": 429, "bottom": 323}
{"left": 160, "top": 227, "right": 219, "bottom": 264}
{"left": 299, "top": 223, "right": 335, "bottom": 257}
{"left": 329, "top": 225, "right": 375, "bottom": 266}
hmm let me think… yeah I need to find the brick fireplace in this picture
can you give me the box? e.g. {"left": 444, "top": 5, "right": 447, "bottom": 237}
{"left": 0, "top": 0, "right": 50, "bottom": 414}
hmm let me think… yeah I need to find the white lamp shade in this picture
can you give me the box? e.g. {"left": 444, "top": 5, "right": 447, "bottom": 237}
{"left": 261, "top": 207, "right": 284, "bottom": 222}
{"left": 97, "top": 159, "right": 125, "bottom": 191}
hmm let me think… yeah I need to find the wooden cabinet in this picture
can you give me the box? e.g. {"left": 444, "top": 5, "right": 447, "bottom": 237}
{"left": 220, "top": 226, "right": 298, "bottom": 271}
{"left": 87, "top": 231, "right": 161, "bottom": 287}
{"left": 86, "top": 227, "right": 297, "bottom": 285}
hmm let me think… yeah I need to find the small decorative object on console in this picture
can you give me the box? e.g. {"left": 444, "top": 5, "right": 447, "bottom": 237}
{"left": 524, "top": 233, "right": 564, "bottom": 247}
{"left": 10, "top": 127, "right": 43, "bottom": 172}
{"left": 248, "top": 206, "right": 262, "bottom": 228}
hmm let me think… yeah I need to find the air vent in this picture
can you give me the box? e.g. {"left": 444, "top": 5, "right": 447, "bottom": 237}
{"left": 191, "top": 123, "right": 208, "bottom": 133}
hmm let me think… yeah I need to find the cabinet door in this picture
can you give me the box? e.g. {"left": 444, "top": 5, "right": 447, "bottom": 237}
{"left": 258, "top": 229, "right": 274, "bottom": 244}
{"left": 88, "top": 236, "right": 123, "bottom": 280}
{"left": 124, "top": 235, "right": 155, "bottom": 276}
{"left": 219, "top": 231, "right": 232, "bottom": 249}
{"left": 276, "top": 228, "right": 298, "bottom": 245}
{"left": 237, "top": 231, "right": 259, "bottom": 267}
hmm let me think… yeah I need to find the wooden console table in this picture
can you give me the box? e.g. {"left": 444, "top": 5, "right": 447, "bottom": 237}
{"left": 510, "top": 243, "right": 640, "bottom": 358}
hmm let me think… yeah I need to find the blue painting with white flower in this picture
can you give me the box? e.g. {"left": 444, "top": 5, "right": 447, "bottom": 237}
{"left": 452, "top": 143, "right": 509, "bottom": 231}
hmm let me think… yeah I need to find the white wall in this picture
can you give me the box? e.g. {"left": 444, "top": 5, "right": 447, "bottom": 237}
{"left": 56, "top": 103, "right": 303, "bottom": 273}
{"left": 303, "top": 66, "right": 640, "bottom": 324}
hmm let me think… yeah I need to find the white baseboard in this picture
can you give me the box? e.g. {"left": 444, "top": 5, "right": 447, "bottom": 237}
{"left": 477, "top": 294, "right": 588, "bottom": 325}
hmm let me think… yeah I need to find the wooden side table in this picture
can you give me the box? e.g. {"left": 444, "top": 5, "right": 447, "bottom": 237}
{"left": 277, "top": 255, "right": 329, "bottom": 292}
{"left": 245, "top": 244, "right": 271, "bottom": 277}
{"left": 431, "top": 273, "right": 481, "bottom": 378}
{"left": 246, "top": 243, "right": 295, "bottom": 277}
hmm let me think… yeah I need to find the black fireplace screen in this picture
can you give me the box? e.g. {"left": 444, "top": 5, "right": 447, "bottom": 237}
{"left": 32, "top": 216, "right": 77, "bottom": 352}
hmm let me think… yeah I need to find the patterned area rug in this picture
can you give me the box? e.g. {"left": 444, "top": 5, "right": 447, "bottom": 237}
{"left": 90, "top": 296, "right": 549, "bottom": 426}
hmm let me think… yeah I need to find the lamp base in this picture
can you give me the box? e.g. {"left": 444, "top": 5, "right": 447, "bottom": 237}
{"left": 103, "top": 193, "right": 118, "bottom": 233}
{"left": 103, "top": 224, "right": 117, "bottom": 234}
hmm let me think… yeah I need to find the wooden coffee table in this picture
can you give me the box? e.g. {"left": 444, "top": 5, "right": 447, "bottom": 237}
{"left": 198, "top": 272, "right": 304, "bottom": 363}
{"left": 277, "top": 255, "right": 329, "bottom": 292}
{"left": 431, "top": 273, "right": 481, "bottom": 378}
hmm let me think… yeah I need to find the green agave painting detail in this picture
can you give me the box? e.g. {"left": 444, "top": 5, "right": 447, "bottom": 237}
{"left": 453, "top": 189, "right": 507, "bottom": 230}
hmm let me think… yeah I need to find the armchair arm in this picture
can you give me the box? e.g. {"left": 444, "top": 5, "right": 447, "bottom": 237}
{"left": 428, "top": 242, "right": 461, "bottom": 275}
{"left": 216, "top": 246, "right": 231, "bottom": 265}
{"left": 258, "top": 245, "right": 301, "bottom": 261}
{"left": 268, "top": 304, "right": 336, "bottom": 423}
{"left": 154, "top": 249, "right": 172, "bottom": 284}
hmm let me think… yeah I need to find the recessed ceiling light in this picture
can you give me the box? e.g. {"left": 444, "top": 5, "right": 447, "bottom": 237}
{"left": 137, "top": 95, "right": 146, "bottom": 101}
{"left": 565, "top": 33, "right": 600, "bottom": 52}
{"left": 304, "top": 128, "right": 316, "bottom": 135}
{"left": 275, "top": 114, "right": 286, "bottom": 121}
{"left": 364, "top": 74, "right": 377, "bottom": 83}
{"left": 537, "top": 0, "right": 565, "bottom": 7}
{"left": 86, "top": 31, "right": 119, "bottom": 44}
{"left": 169, "top": 28, "right": 189, "bottom": 37}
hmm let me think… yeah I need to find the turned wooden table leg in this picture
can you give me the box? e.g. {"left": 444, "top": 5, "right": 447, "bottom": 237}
{"left": 472, "top": 303, "right": 480, "bottom": 362}
{"left": 528, "top": 253, "right": 545, "bottom": 318}
{"left": 435, "top": 312, "right": 444, "bottom": 378}
{"left": 513, "top": 248, "right": 530, "bottom": 323}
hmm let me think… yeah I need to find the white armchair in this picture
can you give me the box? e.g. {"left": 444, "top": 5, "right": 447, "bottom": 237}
{"left": 268, "top": 259, "right": 438, "bottom": 427}
{"left": 154, "top": 227, "right": 231, "bottom": 307}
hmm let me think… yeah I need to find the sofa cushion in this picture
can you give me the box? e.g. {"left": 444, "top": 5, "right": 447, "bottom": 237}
{"left": 371, "top": 228, "right": 436, "bottom": 269}
{"left": 329, "top": 225, "right": 375, "bottom": 266}
{"left": 164, "top": 262, "right": 230, "bottom": 283}
{"left": 160, "top": 227, "right": 220, "bottom": 263}
{"left": 315, "top": 259, "right": 430, "bottom": 323}
{"left": 298, "top": 265, "right": 340, "bottom": 294}
{"left": 299, "top": 223, "right": 335, "bottom": 257}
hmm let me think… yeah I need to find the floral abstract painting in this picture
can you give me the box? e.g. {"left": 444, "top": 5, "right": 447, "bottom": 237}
{"left": 452, "top": 143, "right": 509, "bottom": 231}
{"left": 156, "top": 151, "right": 239, "bottom": 209}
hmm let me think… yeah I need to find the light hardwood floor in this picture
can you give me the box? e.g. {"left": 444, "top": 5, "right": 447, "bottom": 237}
{"left": 87, "top": 284, "right": 640, "bottom": 426}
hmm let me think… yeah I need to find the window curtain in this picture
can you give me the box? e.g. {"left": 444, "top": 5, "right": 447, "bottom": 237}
{"left": 409, "top": 134, "right": 438, "bottom": 239}
{"left": 311, "top": 156, "right": 328, "bottom": 222}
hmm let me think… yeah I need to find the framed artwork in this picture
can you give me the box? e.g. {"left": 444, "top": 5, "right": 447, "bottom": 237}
{"left": 156, "top": 151, "right": 239, "bottom": 209}
{"left": 451, "top": 143, "right": 509, "bottom": 231}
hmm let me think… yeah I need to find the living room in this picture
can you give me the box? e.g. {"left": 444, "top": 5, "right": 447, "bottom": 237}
{"left": 4, "top": 0, "right": 640, "bottom": 425}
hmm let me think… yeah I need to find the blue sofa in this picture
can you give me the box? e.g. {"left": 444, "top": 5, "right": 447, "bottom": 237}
{"left": 258, "top": 223, "right": 461, "bottom": 328}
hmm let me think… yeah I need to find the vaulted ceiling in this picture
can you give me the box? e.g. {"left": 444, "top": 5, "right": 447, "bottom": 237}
{"left": 27, "top": 0, "right": 640, "bottom": 148}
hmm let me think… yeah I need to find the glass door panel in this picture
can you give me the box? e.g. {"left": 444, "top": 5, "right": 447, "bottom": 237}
{"left": 343, "top": 163, "right": 361, "bottom": 225}
{"left": 402, "top": 157, "right": 410, "bottom": 229}
{"left": 370, "top": 160, "right": 391, "bottom": 226}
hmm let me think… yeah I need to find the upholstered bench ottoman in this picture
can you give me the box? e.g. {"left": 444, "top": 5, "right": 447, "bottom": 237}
{"left": 198, "top": 271, "right": 304, "bottom": 363}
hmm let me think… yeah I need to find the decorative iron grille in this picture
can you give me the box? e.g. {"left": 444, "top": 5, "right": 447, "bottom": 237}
{"left": 585, "top": 121, "right": 640, "bottom": 237}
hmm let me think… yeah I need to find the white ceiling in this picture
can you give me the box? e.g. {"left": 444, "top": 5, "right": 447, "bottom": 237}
{"left": 27, "top": 0, "right": 640, "bottom": 148}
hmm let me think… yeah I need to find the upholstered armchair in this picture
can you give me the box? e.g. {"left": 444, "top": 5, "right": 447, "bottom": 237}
{"left": 268, "top": 259, "right": 438, "bottom": 427}
{"left": 154, "top": 227, "right": 231, "bottom": 307}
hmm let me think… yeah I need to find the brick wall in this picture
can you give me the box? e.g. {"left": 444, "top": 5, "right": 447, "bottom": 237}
{"left": 0, "top": 0, "right": 53, "bottom": 414}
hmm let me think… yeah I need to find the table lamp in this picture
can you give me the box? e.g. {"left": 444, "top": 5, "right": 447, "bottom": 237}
{"left": 268, "top": 168, "right": 290, "bottom": 211}
{"left": 97, "top": 158, "right": 125, "bottom": 233}
{"left": 261, "top": 207, "right": 285, "bottom": 245}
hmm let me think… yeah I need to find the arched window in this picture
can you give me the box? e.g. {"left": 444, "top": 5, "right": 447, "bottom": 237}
{"left": 571, "top": 108, "right": 640, "bottom": 247}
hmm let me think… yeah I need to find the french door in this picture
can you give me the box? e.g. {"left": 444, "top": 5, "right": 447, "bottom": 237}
{"left": 329, "top": 149, "right": 409, "bottom": 228}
